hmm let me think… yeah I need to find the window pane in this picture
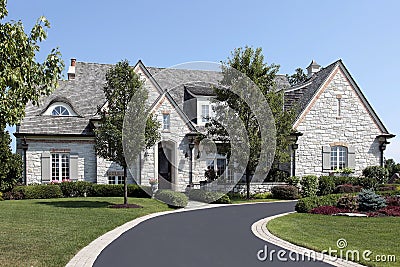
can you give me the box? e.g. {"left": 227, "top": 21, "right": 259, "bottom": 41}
{"left": 217, "top": 158, "right": 226, "bottom": 177}
{"left": 201, "top": 105, "right": 209, "bottom": 122}
{"left": 163, "top": 114, "right": 170, "bottom": 130}
{"left": 330, "top": 146, "right": 347, "bottom": 170}
{"left": 108, "top": 176, "right": 116, "bottom": 184}
{"left": 52, "top": 154, "right": 60, "bottom": 180}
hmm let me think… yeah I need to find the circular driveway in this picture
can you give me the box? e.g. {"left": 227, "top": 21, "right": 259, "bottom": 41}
{"left": 94, "top": 202, "right": 331, "bottom": 267}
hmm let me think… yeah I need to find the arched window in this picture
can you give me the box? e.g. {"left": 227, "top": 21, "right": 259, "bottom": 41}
{"left": 52, "top": 106, "right": 70, "bottom": 116}
{"left": 330, "top": 146, "right": 348, "bottom": 170}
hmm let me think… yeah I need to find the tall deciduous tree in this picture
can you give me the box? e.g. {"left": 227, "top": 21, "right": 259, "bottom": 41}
{"left": 0, "top": 0, "right": 64, "bottom": 129}
{"left": 0, "top": 0, "right": 63, "bottom": 189}
{"left": 95, "top": 60, "right": 160, "bottom": 205}
{"left": 207, "top": 46, "right": 295, "bottom": 198}
{"left": 287, "top": 68, "right": 307, "bottom": 86}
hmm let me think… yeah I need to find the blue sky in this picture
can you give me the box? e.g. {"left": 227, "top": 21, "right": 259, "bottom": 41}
{"left": 5, "top": 0, "right": 400, "bottom": 162}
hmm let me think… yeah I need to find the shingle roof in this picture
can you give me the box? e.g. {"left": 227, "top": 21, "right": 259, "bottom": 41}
{"left": 284, "top": 60, "right": 339, "bottom": 117}
{"left": 17, "top": 60, "right": 333, "bottom": 137}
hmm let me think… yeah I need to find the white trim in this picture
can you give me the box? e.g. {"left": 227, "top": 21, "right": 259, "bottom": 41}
{"left": 44, "top": 102, "right": 77, "bottom": 116}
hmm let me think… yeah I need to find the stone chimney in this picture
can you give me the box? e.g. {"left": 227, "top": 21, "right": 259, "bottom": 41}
{"left": 306, "top": 60, "right": 321, "bottom": 78}
{"left": 67, "top": 58, "right": 76, "bottom": 80}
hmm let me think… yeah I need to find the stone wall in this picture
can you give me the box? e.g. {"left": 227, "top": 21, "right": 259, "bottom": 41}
{"left": 201, "top": 182, "right": 286, "bottom": 194}
{"left": 295, "top": 67, "right": 381, "bottom": 177}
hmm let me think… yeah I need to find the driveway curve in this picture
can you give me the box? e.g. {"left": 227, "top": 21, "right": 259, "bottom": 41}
{"left": 94, "top": 201, "right": 331, "bottom": 267}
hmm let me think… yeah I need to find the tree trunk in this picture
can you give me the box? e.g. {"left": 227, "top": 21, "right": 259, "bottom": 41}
{"left": 123, "top": 167, "right": 128, "bottom": 205}
{"left": 246, "top": 167, "right": 250, "bottom": 199}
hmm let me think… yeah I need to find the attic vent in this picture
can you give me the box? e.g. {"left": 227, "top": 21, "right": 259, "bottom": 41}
{"left": 68, "top": 58, "right": 76, "bottom": 80}
{"left": 306, "top": 60, "right": 321, "bottom": 78}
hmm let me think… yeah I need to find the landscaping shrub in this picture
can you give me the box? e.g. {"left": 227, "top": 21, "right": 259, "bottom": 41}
{"left": 12, "top": 185, "right": 63, "bottom": 199}
{"left": 309, "top": 206, "right": 349, "bottom": 215}
{"left": 155, "top": 190, "right": 188, "bottom": 208}
{"left": 271, "top": 185, "right": 299, "bottom": 200}
{"left": 0, "top": 192, "right": 3, "bottom": 201}
{"left": 189, "top": 189, "right": 231, "bottom": 204}
{"left": 376, "top": 184, "right": 400, "bottom": 192}
{"left": 385, "top": 196, "right": 400, "bottom": 206}
{"left": 91, "top": 184, "right": 124, "bottom": 197}
{"left": 252, "top": 192, "right": 273, "bottom": 199}
{"left": 59, "top": 181, "right": 94, "bottom": 197}
{"left": 2, "top": 190, "right": 23, "bottom": 200}
{"left": 300, "top": 175, "right": 318, "bottom": 197}
{"left": 376, "top": 206, "right": 400, "bottom": 217}
{"left": 284, "top": 176, "right": 300, "bottom": 188}
{"left": 363, "top": 166, "right": 388, "bottom": 184}
{"left": 334, "top": 184, "right": 362, "bottom": 194}
{"left": 295, "top": 194, "right": 342, "bottom": 213}
{"left": 357, "top": 189, "right": 387, "bottom": 212}
{"left": 333, "top": 176, "right": 355, "bottom": 187}
{"left": 336, "top": 194, "right": 358, "bottom": 211}
{"left": 353, "top": 176, "right": 378, "bottom": 190}
{"left": 128, "top": 185, "right": 152, "bottom": 198}
{"left": 318, "top": 176, "right": 335, "bottom": 196}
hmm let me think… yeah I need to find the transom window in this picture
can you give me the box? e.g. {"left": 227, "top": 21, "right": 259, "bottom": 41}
{"left": 163, "top": 114, "right": 170, "bottom": 130}
{"left": 331, "top": 146, "right": 347, "bottom": 170}
{"left": 52, "top": 106, "right": 70, "bottom": 116}
{"left": 52, "top": 153, "right": 70, "bottom": 181}
{"left": 201, "top": 104, "right": 210, "bottom": 123}
{"left": 108, "top": 176, "right": 124, "bottom": 184}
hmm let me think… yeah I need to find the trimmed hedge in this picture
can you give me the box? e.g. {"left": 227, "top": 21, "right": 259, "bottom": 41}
{"left": 189, "top": 189, "right": 231, "bottom": 204}
{"left": 363, "top": 166, "right": 388, "bottom": 184}
{"left": 300, "top": 175, "right": 318, "bottom": 197}
{"left": 12, "top": 185, "right": 63, "bottom": 199}
{"left": 318, "top": 176, "right": 336, "bottom": 196}
{"left": 334, "top": 184, "right": 362, "bottom": 194}
{"left": 295, "top": 194, "right": 342, "bottom": 213}
{"left": 271, "top": 185, "right": 299, "bottom": 200}
{"left": 59, "top": 181, "right": 94, "bottom": 197}
{"left": 155, "top": 190, "right": 188, "bottom": 208}
{"left": 0, "top": 192, "right": 3, "bottom": 201}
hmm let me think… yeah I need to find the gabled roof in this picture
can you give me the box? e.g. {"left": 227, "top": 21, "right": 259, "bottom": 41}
{"left": 287, "top": 60, "right": 391, "bottom": 134}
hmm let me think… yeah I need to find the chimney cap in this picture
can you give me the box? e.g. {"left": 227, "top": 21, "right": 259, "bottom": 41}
{"left": 306, "top": 60, "right": 321, "bottom": 78}
{"left": 70, "top": 58, "right": 76, "bottom": 67}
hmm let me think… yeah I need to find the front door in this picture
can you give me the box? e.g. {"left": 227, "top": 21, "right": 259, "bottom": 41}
{"left": 158, "top": 142, "right": 172, "bottom": 189}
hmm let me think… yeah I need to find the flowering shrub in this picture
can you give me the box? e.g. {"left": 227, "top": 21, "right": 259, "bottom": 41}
{"left": 309, "top": 206, "right": 350, "bottom": 215}
{"left": 376, "top": 206, "right": 400, "bottom": 216}
{"left": 334, "top": 184, "right": 362, "bottom": 194}
{"left": 386, "top": 196, "right": 400, "bottom": 206}
{"left": 337, "top": 194, "right": 359, "bottom": 211}
{"left": 149, "top": 178, "right": 158, "bottom": 185}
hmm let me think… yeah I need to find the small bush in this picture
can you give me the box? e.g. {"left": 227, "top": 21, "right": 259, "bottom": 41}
{"left": 309, "top": 206, "right": 349, "bottom": 215}
{"left": 353, "top": 176, "right": 378, "bottom": 190}
{"left": 91, "top": 184, "right": 124, "bottom": 197}
{"left": 2, "top": 190, "right": 23, "bottom": 200}
{"left": 189, "top": 189, "right": 231, "bottom": 204}
{"left": 0, "top": 192, "right": 3, "bottom": 201}
{"left": 252, "top": 192, "right": 273, "bottom": 199}
{"left": 358, "top": 189, "right": 387, "bottom": 212}
{"left": 334, "top": 176, "right": 355, "bottom": 187}
{"left": 285, "top": 176, "right": 300, "bottom": 187}
{"left": 334, "top": 184, "right": 362, "bottom": 194}
{"left": 377, "top": 206, "right": 400, "bottom": 216}
{"left": 128, "top": 185, "right": 152, "bottom": 198}
{"left": 295, "top": 194, "right": 342, "bottom": 213}
{"left": 271, "top": 185, "right": 299, "bottom": 200}
{"left": 155, "top": 190, "right": 188, "bottom": 208}
{"left": 385, "top": 196, "right": 400, "bottom": 206}
{"left": 336, "top": 194, "right": 358, "bottom": 211}
{"left": 318, "top": 176, "right": 336, "bottom": 196}
{"left": 12, "top": 185, "right": 63, "bottom": 199}
{"left": 300, "top": 175, "right": 318, "bottom": 197}
{"left": 59, "top": 181, "right": 94, "bottom": 197}
{"left": 377, "top": 184, "right": 400, "bottom": 192}
{"left": 363, "top": 166, "right": 388, "bottom": 184}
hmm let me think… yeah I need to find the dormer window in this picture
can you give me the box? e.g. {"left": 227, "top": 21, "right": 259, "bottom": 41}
{"left": 52, "top": 106, "right": 70, "bottom": 116}
{"left": 44, "top": 102, "right": 77, "bottom": 117}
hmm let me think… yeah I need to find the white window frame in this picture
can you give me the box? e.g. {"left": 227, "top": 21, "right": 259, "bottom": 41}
{"left": 201, "top": 104, "right": 210, "bottom": 123}
{"left": 108, "top": 176, "right": 124, "bottom": 184}
{"left": 44, "top": 102, "right": 77, "bottom": 116}
{"left": 51, "top": 153, "right": 70, "bottom": 181}
{"left": 330, "top": 146, "right": 348, "bottom": 170}
{"left": 197, "top": 98, "right": 214, "bottom": 126}
{"left": 162, "top": 113, "right": 170, "bottom": 131}
{"left": 206, "top": 155, "right": 233, "bottom": 182}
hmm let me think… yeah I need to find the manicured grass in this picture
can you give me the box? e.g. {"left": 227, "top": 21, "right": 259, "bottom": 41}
{"left": 267, "top": 213, "right": 400, "bottom": 267}
{"left": 0, "top": 197, "right": 172, "bottom": 267}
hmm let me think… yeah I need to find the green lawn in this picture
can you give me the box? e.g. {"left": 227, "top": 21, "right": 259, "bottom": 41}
{"left": 267, "top": 213, "right": 400, "bottom": 267}
{"left": 0, "top": 197, "right": 172, "bottom": 267}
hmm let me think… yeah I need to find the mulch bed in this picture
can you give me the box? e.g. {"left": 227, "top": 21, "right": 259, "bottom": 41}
{"left": 109, "top": 204, "right": 143, "bottom": 209}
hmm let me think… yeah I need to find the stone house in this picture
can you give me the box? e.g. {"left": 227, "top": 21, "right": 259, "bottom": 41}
{"left": 15, "top": 59, "right": 395, "bottom": 191}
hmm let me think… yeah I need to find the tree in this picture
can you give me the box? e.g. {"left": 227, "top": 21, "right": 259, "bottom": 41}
{"left": 385, "top": 158, "right": 400, "bottom": 178}
{"left": 0, "top": 0, "right": 63, "bottom": 190}
{"left": 95, "top": 60, "right": 160, "bottom": 205}
{"left": 287, "top": 68, "right": 307, "bottom": 86}
{"left": 0, "top": 129, "right": 22, "bottom": 192}
{"left": 0, "top": 0, "right": 64, "bottom": 129}
{"left": 207, "top": 46, "right": 295, "bottom": 198}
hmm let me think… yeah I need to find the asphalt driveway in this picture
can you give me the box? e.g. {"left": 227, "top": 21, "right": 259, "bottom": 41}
{"left": 94, "top": 202, "right": 331, "bottom": 267}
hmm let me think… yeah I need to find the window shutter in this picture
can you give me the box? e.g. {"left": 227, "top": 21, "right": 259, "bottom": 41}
{"left": 70, "top": 154, "right": 79, "bottom": 180}
{"left": 41, "top": 152, "right": 51, "bottom": 183}
{"left": 322, "top": 146, "right": 331, "bottom": 171}
{"left": 348, "top": 146, "right": 355, "bottom": 169}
